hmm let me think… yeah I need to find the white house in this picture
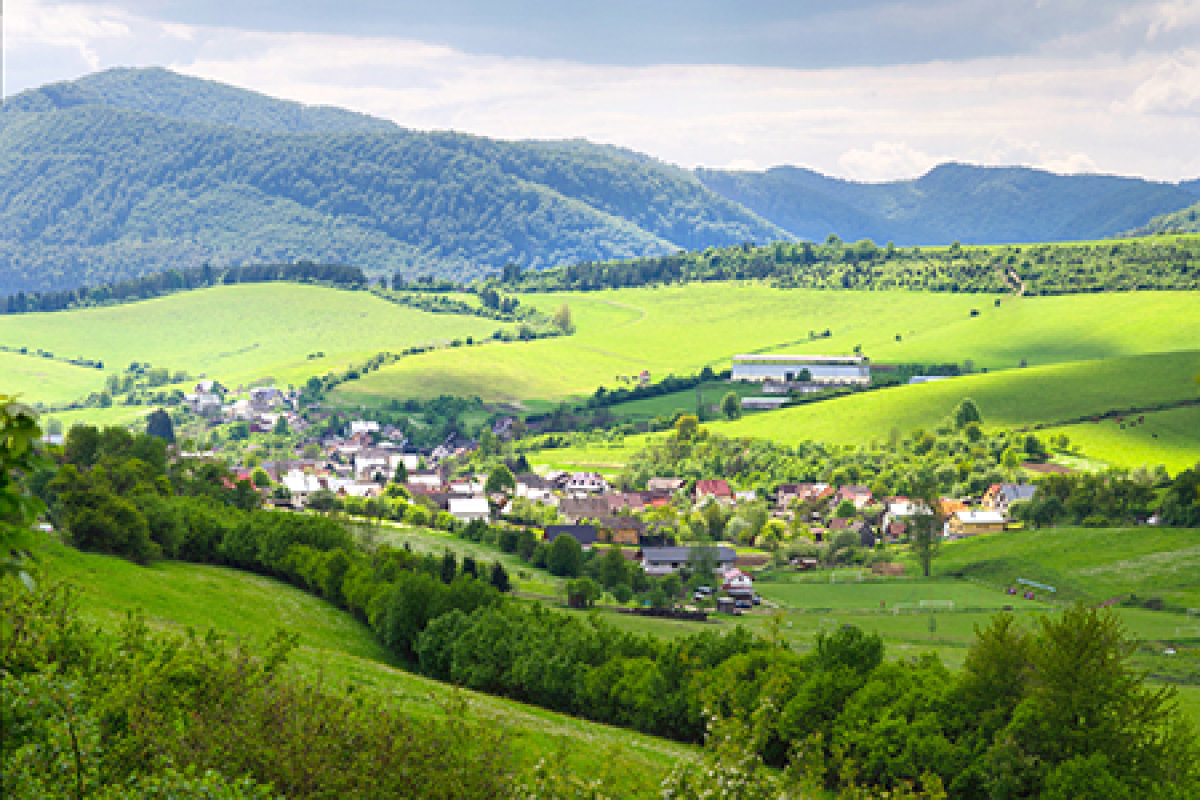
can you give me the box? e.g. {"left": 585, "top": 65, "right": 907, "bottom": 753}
{"left": 731, "top": 354, "right": 870, "bottom": 385}
{"left": 641, "top": 546, "right": 737, "bottom": 577}
{"left": 350, "top": 420, "right": 381, "bottom": 436}
{"left": 282, "top": 470, "right": 325, "bottom": 499}
{"left": 721, "top": 568, "right": 754, "bottom": 597}
{"left": 449, "top": 496, "right": 491, "bottom": 524}
{"left": 565, "top": 472, "right": 609, "bottom": 495}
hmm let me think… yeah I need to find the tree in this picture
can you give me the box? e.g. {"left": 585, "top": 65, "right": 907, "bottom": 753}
{"left": 721, "top": 391, "right": 741, "bottom": 420}
{"left": 273, "top": 416, "right": 289, "bottom": 436}
{"left": 552, "top": 302, "right": 574, "bottom": 333}
{"left": 833, "top": 499, "right": 857, "bottom": 519}
{"left": 1, "top": 395, "right": 50, "bottom": 585}
{"left": 951, "top": 398, "right": 983, "bottom": 430}
{"left": 392, "top": 460, "right": 409, "bottom": 485}
{"left": 674, "top": 414, "right": 700, "bottom": 442}
{"left": 145, "top": 408, "right": 175, "bottom": 443}
{"left": 904, "top": 468, "right": 943, "bottom": 578}
{"left": 489, "top": 561, "right": 512, "bottom": 592}
{"left": 251, "top": 468, "right": 271, "bottom": 489}
{"left": 547, "top": 534, "right": 583, "bottom": 577}
{"left": 612, "top": 583, "right": 634, "bottom": 604}
{"left": 598, "top": 545, "right": 629, "bottom": 590}
{"left": 485, "top": 464, "right": 516, "bottom": 497}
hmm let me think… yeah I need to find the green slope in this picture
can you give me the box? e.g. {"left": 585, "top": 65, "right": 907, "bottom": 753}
{"left": 1, "top": 283, "right": 506, "bottom": 405}
{"left": 37, "top": 540, "right": 691, "bottom": 794}
{"left": 1056, "top": 405, "right": 1200, "bottom": 474}
{"left": 337, "top": 283, "right": 1200, "bottom": 405}
{"left": 707, "top": 350, "right": 1200, "bottom": 447}
{"left": 1127, "top": 201, "right": 1200, "bottom": 236}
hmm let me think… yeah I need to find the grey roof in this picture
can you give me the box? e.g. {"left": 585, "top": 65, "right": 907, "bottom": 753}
{"left": 999, "top": 484, "right": 1037, "bottom": 502}
{"left": 544, "top": 525, "right": 598, "bottom": 546}
{"left": 641, "top": 546, "right": 736, "bottom": 562}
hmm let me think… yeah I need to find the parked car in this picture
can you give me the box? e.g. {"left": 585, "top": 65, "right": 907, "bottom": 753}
{"left": 751, "top": 595, "right": 761, "bottom": 606}
{"left": 735, "top": 599, "right": 752, "bottom": 610}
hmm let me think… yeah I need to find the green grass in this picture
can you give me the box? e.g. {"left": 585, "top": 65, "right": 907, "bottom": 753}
{"left": 0, "top": 352, "right": 104, "bottom": 406}
{"left": 605, "top": 380, "right": 765, "bottom": 421}
{"left": 1054, "top": 405, "right": 1200, "bottom": 474}
{"left": 525, "top": 436, "right": 664, "bottom": 474}
{"left": 931, "top": 526, "right": 1200, "bottom": 608}
{"left": 753, "top": 577, "right": 1054, "bottom": 613}
{"left": 1, "top": 283, "right": 508, "bottom": 406}
{"left": 34, "top": 539, "right": 691, "bottom": 794}
{"left": 338, "top": 284, "right": 1200, "bottom": 405}
{"left": 705, "top": 349, "right": 1200, "bottom": 446}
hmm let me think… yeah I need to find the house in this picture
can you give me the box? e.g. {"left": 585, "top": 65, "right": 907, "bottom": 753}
{"left": 946, "top": 510, "right": 1006, "bottom": 538}
{"left": 408, "top": 470, "right": 444, "bottom": 490}
{"left": 734, "top": 489, "right": 758, "bottom": 504}
{"left": 543, "top": 525, "right": 599, "bottom": 550}
{"left": 183, "top": 392, "right": 223, "bottom": 418}
{"left": 281, "top": 469, "right": 326, "bottom": 500}
{"left": 647, "top": 477, "right": 686, "bottom": 493}
{"left": 560, "top": 496, "right": 611, "bottom": 523}
{"left": 640, "top": 546, "right": 737, "bottom": 577}
{"left": 448, "top": 477, "right": 485, "bottom": 495}
{"left": 694, "top": 479, "right": 734, "bottom": 504}
{"left": 249, "top": 386, "right": 283, "bottom": 412}
{"left": 448, "top": 496, "right": 491, "bottom": 524}
{"left": 349, "top": 420, "right": 381, "bottom": 437}
{"left": 777, "top": 483, "right": 834, "bottom": 508}
{"left": 721, "top": 567, "right": 754, "bottom": 597}
{"left": 595, "top": 516, "right": 646, "bottom": 545}
{"left": 983, "top": 483, "right": 1038, "bottom": 513}
{"left": 739, "top": 397, "right": 789, "bottom": 411}
{"left": 731, "top": 354, "right": 871, "bottom": 385}
{"left": 833, "top": 485, "right": 873, "bottom": 509}
{"left": 565, "top": 472, "right": 609, "bottom": 494}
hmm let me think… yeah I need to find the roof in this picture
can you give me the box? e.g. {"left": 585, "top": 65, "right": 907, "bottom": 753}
{"left": 695, "top": 479, "right": 734, "bottom": 498}
{"left": 647, "top": 477, "right": 686, "bottom": 491}
{"left": 449, "top": 497, "right": 490, "bottom": 514}
{"left": 733, "top": 354, "right": 866, "bottom": 364}
{"left": 543, "top": 525, "right": 598, "bottom": 546}
{"left": 595, "top": 515, "right": 646, "bottom": 531}
{"left": 998, "top": 484, "right": 1037, "bottom": 502}
{"left": 560, "top": 496, "right": 611, "bottom": 518}
{"left": 641, "top": 546, "right": 737, "bottom": 563}
{"left": 954, "top": 510, "right": 1006, "bottom": 524}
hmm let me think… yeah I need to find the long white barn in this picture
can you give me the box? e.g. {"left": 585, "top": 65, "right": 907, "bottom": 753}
{"left": 731, "top": 354, "right": 870, "bottom": 385}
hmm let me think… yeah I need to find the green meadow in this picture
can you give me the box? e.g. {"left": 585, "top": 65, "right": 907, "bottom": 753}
{"left": 706, "top": 349, "right": 1200, "bottom": 448}
{"left": 1055, "top": 405, "right": 1200, "bottom": 474}
{"left": 339, "top": 284, "right": 1200, "bottom": 405}
{"left": 35, "top": 539, "right": 692, "bottom": 794}
{"left": 0, "top": 283, "right": 507, "bottom": 406}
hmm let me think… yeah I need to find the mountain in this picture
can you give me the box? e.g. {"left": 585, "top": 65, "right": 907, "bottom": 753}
{"left": 696, "top": 163, "right": 1199, "bottom": 246}
{"left": 0, "top": 69, "right": 787, "bottom": 294}
{"left": 1124, "top": 201, "right": 1200, "bottom": 236}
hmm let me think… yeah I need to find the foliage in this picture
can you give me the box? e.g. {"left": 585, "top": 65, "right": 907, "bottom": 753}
{"left": 0, "top": 396, "right": 49, "bottom": 585}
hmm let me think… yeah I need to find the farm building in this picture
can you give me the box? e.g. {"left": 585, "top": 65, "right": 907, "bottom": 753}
{"left": 731, "top": 354, "right": 870, "bottom": 385}
{"left": 641, "top": 546, "right": 736, "bottom": 577}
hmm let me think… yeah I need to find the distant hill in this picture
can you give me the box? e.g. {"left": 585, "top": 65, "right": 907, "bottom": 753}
{"left": 696, "top": 163, "right": 1199, "bottom": 246}
{"left": 1128, "top": 201, "right": 1200, "bottom": 236}
{"left": 0, "top": 69, "right": 786, "bottom": 294}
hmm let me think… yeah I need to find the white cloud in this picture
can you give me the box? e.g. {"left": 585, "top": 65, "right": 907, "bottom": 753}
{"left": 838, "top": 142, "right": 941, "bottom": 182}
{"left": 5, "top": 0, "right": 1200, "bottom": 182}
{"left": 1115, "top": 49, "right": 1200, "bottom": 115}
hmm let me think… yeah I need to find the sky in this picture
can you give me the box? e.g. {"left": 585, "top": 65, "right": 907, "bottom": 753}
{"left": 4, "top": 0, "right": 1200, "bottom": 182}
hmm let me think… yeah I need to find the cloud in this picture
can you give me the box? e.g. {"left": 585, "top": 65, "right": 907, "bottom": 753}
{"left": 1115, "top": 49, "right": 1200, "bottom": 115}
{"left": 5, "top": 0, "right": 1200, "bottom": 182}
{"left": 838, "top": 142, "right": 941, "bottom": 182}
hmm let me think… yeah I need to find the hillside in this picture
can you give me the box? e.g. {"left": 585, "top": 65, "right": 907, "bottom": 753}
{"left": 1127, "top": 201, "right": 1200, "bottom": 236}
{"left": 35, "top": 540, "right": 690, "bottom": 795}
{"left": 335, "top": 284, "right": 1200, "bottom": 406}
{"left": 707, "top": 350, "right": 1200, "bottom": 460}
{"left": 0, "top": 68, "right": 786, "bottom": 294}
{"left": 0, "top": 283, "right": 507, "bottom": 406}
{"left": 696, "top": 163, "right": 1198, "bottom": 246}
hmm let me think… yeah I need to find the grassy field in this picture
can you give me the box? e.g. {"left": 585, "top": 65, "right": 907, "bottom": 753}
{"left": 34, "top": 539, "right": 691, "bottom": 795}
{"left": 930, "top": 525, "right": 1200, "bottom": 608}
{"left": 705, "top": 349, "right": 1200, "bottom": 448}
{"left": 1054, "top": 405, "right": 1200, "bottom": 474}
{"left": 338, "top": 285, "right": 1200, "bottom": 405}
{"left": 1, "top": 283, "right": 507, "bottom": 406}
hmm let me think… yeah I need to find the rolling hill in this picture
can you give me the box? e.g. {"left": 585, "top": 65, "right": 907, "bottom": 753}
{"left": 1127, "top": 201, "right": 1200, "bottom": 236}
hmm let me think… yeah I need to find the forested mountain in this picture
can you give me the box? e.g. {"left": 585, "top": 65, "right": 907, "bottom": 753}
{"left": 0, "top": 69, "right": 786, "bottom": 294}
{"left": 2, "top": 67, "right": 1198, "bottom": 296}
{"left": 696, "top": 163, "right": 1199, "bottom": 246}
{"left": 3, "top": 67, "right": 400, "bottom": 134}
{"left": 1126, "top": 202, "right": 1200, "bottom": 236}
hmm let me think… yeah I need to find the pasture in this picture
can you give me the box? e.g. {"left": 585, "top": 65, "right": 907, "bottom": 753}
{"left": 706, "top": 349, "right": 1200, "bottom": 447}
{"left": 0, "top": 283, "right": 507, "bottom": 406}
{"left": 1054, "top": 404, "right": 1200, "bottom": 474}
{"left": 338, "top": 284, "right": 1200, "bottom": 405}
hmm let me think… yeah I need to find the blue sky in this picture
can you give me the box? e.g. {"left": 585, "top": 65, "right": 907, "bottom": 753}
{"left": 5, "top": 1, "right": 1200, "bottom": 180}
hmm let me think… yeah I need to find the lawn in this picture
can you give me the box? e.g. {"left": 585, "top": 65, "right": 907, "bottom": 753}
{"left": 337, "top": 284, "right": 1200, "bottom": 405}
{"left": 1, "top": 283, "right": 508, "bottom": 406}
{"left": 705, "top": 349, "right": 1200, "bottom": 446}
{"left": 32, "top": 539, "right": 692, "bottom": 795}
